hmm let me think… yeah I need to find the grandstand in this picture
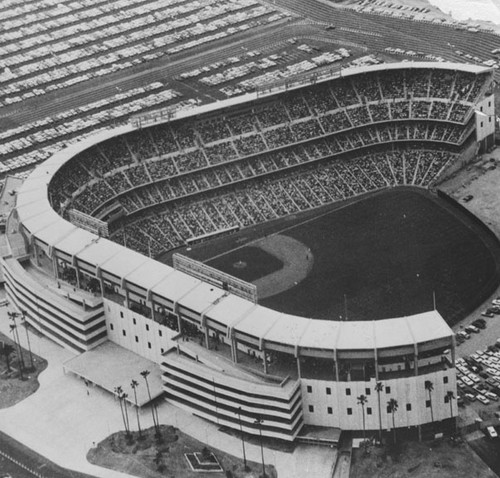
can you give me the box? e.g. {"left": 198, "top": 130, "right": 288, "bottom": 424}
{"left": 48, "top": 62, "right": 494, "bottom": 258}
{"left": 4, "top": 62, "right": 496, "bottom": 442}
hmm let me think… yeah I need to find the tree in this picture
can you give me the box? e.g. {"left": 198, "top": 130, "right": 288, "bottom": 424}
{"left": 114, "top": 386, "right": 131, "bottom": 439}
{"left": 425, "top": 380, "right": 434, "bottom": 425}
{"left": 1, "top": 342, "right": 14, "bottom": 372}
{"left": 446, "top": 390, "right": 456, "bottom": 434}
{"left": 357, "top": 394, "right": 368, "bottom": 443}
{"left": 141, "top": 370, "right": 160, "bottom": 437}
{"left": 375, "top": 381, "right": 384, "bottom": 441}
{"left": 9, "top": 321, "right": 24, "bottom": 380}
{"left": 131, "top": 379, "right": 142, "bottom": 439}
{"left": 387, "top": 398, "right": 398, "bottom": 445}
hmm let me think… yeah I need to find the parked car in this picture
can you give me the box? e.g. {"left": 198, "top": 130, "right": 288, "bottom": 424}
{"left": 482, "top": 311, "right": 494, "bottom": 318}
{"left": 487, "top": 426, "right": 498, "bottom": 438}
{"left": 473, "top": 320, "right": 487, "bottom": 329}
{"left": 463, "top": 194, "right": 474, "bottom": 202}
{"left": 486, "top": 391, "right": 499, "bottom": 401}
{"left": 466, "top": 325, "right": 480, "bottom": 334}
{"left": 477, "top": 394, "right": 490, "bottom": 405}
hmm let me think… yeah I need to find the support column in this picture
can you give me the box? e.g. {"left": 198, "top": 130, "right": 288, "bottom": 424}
{"left": 414, "top": 343, "right": 421, "bottom": 442}
{"left": 231, "top": 336, "right": 239, "bottom": 363}
{"left": 334, "top": 350, "right": 339, "bottom": 382}
{"left": 296, "top": 356, "right": 301, "bottom": 378}
{"left": 204, "top": 326, "right": 210, "bottom": 350}
{"left": 263, "top": 350, "right": 268, "bottom": 374}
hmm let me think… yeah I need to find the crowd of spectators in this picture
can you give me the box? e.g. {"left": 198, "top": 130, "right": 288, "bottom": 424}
{"left": 108, "top": 146, "right": 456, "bottom": 257}
{"left": 46, "top": 66, "right": 489, "bottom": 250}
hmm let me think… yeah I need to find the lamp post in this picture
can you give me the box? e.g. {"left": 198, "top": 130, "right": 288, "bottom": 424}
{"left": 237, "top": 407, "right": 248, "bottom": 471}
{"left": 254, "top": 417, "right": 266, "bottom": 478}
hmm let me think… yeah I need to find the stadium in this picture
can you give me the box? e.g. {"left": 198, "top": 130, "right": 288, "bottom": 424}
{"left": 3, "top": 61, "right": 499, "bottom": 443}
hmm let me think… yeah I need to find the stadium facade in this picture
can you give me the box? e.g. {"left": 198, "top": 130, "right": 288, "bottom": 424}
{"left": 3, "top": 62, "right": 495, "bottom": 441}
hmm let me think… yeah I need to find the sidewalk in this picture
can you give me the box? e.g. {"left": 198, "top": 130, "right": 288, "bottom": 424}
{"left": 0, "top": 292, "right": 336, "bottom": 478}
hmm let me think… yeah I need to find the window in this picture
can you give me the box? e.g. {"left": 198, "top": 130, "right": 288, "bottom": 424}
{"left": 480, "top": 106, "right": 483, "bottom": 112}
{"left": 347, "top": 408, "right": 352, "bottom": 415}
{"left": 120, "top": 311, "right": 124, "bottom": 318}
{"left": 346, "top": 388, "right": 351, "bottom": 396}
{"left": 133, "top": 318, "right": 136, "bottom": 325}
{"left": 367, "top": 407, "right": 372, "bottom": 415}
{"left": 385, "top": 386, "right": 391, "bottom": 394}
{"left": 326, "top": 387, "right": 331, "bottom": 395}
{"left": 426, "top": 400, "right": 431, "bottom": 408}
{"left": 365, "top": 388, "right": 371, "bottom": 396}
{"left": 327, "top": 407, "right": 333, "bottom": 415}
{"left": 481, "top": 121, "right": 484, "bottom": 127}
{"left": 135, "top": 336, "right": 138, "bottom": 343}
{"left": 443, "top": 376, "right": 448, "bottom": 384}
{"left": 148, "top": 342, "right": 152, "bottom": 349}
{"left": 386, "top": 405, "right": 391, "bottom": 413}
{"left": 122, "top": 330, "right": 126, "bottom": 337}
{"left": 307, "top": 385, "right": 312, "bottom": 393}
{"left": 406, "top": 404, "right": 412, "bottom": 411}
{"left": 444, "top": 396, "right": 449, "bottom": 403}
{"left": 161, "top": 348, "right": 164, "bottom": 354}
{"left": 110, "top": 323, "right": 114, "bottom": 331}
{"left": 146, "top": 324, "right": 149, "bottom": 331}
{"left": 309, "top": 405, "right": 314, "bottom": 413}
{"left": 159, "top": 330, "right": 162, "bottom": 337}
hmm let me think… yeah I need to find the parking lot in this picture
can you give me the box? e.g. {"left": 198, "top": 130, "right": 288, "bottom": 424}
{"left": 453, "top": 289, "right": 500, "bottom": 422}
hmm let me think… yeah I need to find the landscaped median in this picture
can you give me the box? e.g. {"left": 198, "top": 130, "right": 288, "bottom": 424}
{"left": 87, "top": 425, "right": 277, "bottom": 478}
{"left": 0, "top": 330, "right": 47, "bottom": 409}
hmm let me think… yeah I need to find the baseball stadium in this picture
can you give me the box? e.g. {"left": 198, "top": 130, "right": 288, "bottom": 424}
{"left": 3, "top": 60, "right": 500, "bottom": 445}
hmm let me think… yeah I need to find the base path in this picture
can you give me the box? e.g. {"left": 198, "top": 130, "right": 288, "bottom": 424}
{"left": 253, "top": 234, "right": 314, "bottom": 300}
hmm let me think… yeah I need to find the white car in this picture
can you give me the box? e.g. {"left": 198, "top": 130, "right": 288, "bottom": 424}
{"left": 462, "top": 376, "right": 473, "bottom": 386}
{"left": 468, "top": 374, "right": 481, "bottom": 383}
{"left": 477, "top": 394, "right": 490, "bottom": 405}
{"left": 487, "top": 426, "right": 498, "bottom": 438}
{"left": 486, "top": 391, "right": 499, "bottom": 401}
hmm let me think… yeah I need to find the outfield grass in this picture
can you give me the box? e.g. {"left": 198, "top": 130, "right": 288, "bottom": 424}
{"left": 184, "top": 188, "right": 500, "bottom": 325}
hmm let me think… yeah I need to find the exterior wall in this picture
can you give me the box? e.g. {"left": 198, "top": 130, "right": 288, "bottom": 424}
{"left": 103, "top": 298, "right": 177, "bottom": 363}
{"left": 3, "top": 257, "right": 107, "bottom": 353}
{"left": 475, "top": 94, "right": 495, "bottom": 141}
{"left": 162, "top": 352, "right": 304, "bottom": 441}
{"left": 300, "top": 369, "right": 457, "bottom": 431}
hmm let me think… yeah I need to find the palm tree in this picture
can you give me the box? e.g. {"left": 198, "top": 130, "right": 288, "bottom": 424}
{"left": 1, "top": 342, "right": 14, "bottom": 372}
{"left": 357, "top": 394, "right": 368, "bottom": 443}
{"left": 387, "top": 398, "right": 398, "bottom": 444}
{"left": 446, "top": 390, "right": 456, "bottom": 435}
{"left": 131, "top": 379, "right": 142, "bottom": 438}
{"left": 425, "top": 380, "right": 434, "bottom": 424}
{"left": 141, "top": 370, "right": 159, "bottom": 436}
{"left": 375, "top": 381, "right": 384, "bottom": 441}
{"left": 114, "top": 386, "right": 130, "bottom": 438}
{"left": 122, "top": 392, "right": 131, "bottom": 437}
{"left": 9, "top": 322, "right": 24, "bottom": 380}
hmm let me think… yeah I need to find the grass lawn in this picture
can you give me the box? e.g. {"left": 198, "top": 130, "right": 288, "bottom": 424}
{"left": 0, "top": 330, "right": 47, "bottom": 409}
{"left": 87, "top": 425, "right": 277, "bottom": 478}
{"left": 350, "top": 438, "right": 496, "bottom": 478}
